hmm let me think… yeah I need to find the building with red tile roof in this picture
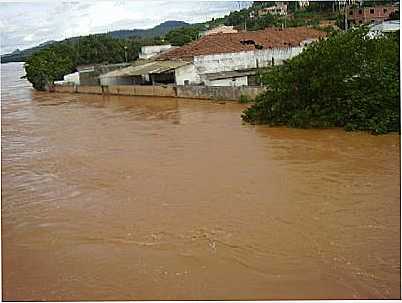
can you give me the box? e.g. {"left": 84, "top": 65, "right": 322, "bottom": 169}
{"left": 348, "top": 5, "right": 399, "bottom": 26}
{"left": 98, "top": 27, "right": 326, "bottom": 88}
{"left": 157, "top": 27, "right": 326, "bottom": 61}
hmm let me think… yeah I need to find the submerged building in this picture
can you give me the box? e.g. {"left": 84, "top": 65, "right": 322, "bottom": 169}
{"left": 99, "top": 60, "right": 189, "bottom": 86}
{"left": 156, "top": 27, "right": 325, "bottom": 86}
{"left": 96, "top": 27, "right": 325, "bottom": 87}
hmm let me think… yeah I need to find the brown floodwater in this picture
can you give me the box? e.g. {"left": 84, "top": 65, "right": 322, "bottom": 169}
{"left": 1, "top": 62, "right": 400, "bottom": 301}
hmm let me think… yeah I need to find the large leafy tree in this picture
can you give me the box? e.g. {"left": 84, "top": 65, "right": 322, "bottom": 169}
{"left": 25, "top": 46, "right": 74, "bottom": 90}
{"left": 242, "top": 28, "right": 400, "bottom": 134}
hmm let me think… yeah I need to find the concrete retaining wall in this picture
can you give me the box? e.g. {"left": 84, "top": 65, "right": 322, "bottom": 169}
{"left": 53, "top": 84, "right": 265, "bottom": 101}
{"left": 105, "top": 85, "right": 176, "bottom": 97}
{"left": 176, "top": 85, "right": 265, "bottom": 101}
{"left": 53, "top": 84, "right": 76, "bottom": 93}
{"left": 76, "top": 85, "right": 103, "bottom": 94}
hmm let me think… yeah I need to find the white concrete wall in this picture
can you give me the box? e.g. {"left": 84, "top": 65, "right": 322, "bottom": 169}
{"left": 64, "top": 72, "right": 80, "bottom": 85}
{"left": 175, "top": 42, "right": 316, "bottom": 87}
{"left": 193, "top": 47, "right": 303, "bottom": 75}
{"left": 100, "top": 76, "right": 134, "bottom": 86}
{"left": 175, "top": 64, "right": 201, "bottom": 85}
{"left": 205, "top": 76, "right": 248, "bottom": 87}
{"left": 139, "top": 45, "right": 173, "bottom": 59}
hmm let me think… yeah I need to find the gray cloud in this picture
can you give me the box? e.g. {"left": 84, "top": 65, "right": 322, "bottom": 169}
{"left": 0, "top": 1, "right": 251, "bottom": 54}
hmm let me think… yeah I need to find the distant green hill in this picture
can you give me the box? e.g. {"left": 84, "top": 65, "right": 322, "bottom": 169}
{"left": 1, "top": 20, "right": 190, "bottom": 63}
{"left": 1, "top": 41, "right": 57, "bottom": 63}
{"left": 108, "top": 20, "right": 190, "bottom": 39}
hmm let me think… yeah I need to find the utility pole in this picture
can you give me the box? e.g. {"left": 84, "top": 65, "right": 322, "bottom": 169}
{"left": 344, "top": 1, "right": 349, "bottom": 30}
{"left": 124, "top": 46, "right": 128, "bottom": 63}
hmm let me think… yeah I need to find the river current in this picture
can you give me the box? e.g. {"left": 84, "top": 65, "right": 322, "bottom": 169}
{"left": 1, "top": 62, "right": 400, "bottom": 300}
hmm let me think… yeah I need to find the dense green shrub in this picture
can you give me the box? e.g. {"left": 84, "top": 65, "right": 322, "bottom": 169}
{"left": 242, "top": 28, "right": 400, "bottom": 134}
{"left": 239, "top": 94, "right": 253, "bottom": 104}
{"left": 25, "top": 44, "right": 75, "bottom": 90}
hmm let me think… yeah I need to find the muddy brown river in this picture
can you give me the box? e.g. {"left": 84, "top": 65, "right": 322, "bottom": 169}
{"left": 1, "top": 62, "right": 400, "bottom": 300}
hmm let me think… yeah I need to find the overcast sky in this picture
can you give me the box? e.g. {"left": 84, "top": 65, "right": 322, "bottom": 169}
{"left": 0, "top": 1, "right": 251, "bottom": 55}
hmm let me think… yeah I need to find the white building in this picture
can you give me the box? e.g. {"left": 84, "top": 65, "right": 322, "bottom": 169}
{"left": 96, "top": 27, "right": 325, "bottom": 88}
{"left": 258, "top": 3, "right": 288, "bottom": 16}
{"left": 174, "top": 47, "right": 306, "bottom": 86}
{"left": 139, "top": 45, "right": 175, "bottom": 60}
{"left": 99, "top": 60, "right": 189, "bottom": 86}
{"left": 158, "top": 27, "right": 325, "bottom": 87}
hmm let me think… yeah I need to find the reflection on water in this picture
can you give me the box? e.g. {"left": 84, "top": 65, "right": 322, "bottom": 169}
{"left": 1, "top": 62, "right": 400, "bottom": 300}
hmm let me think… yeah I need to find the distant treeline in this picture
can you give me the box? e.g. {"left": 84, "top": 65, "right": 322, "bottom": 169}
{"left": 1, "top": 21, "right": 191, "bottom": 64}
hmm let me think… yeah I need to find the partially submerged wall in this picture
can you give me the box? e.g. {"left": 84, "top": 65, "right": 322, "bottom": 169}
{"left": 53, "top": 84, "right": 76, "bottom": 93}
{"left": 176, "top": 85, "right": 265, "bottom": 101}
{"left": 76, "top": 85, "right": 103, "bottom": 94}
{"left": 105, "top": 85, "right": 176, "bottom": 97}
{"left": 53, "top": 84, "right": 265, "bottom": 101}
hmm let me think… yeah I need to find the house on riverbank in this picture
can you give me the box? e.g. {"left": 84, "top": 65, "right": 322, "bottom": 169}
{"left": 157, "top": 27, "right": 325, "bottom": 86}
{"left": 98, "top": 27, "right": 325, "bottom": 87}
{"left": 55, "top": 27, "right": 325, "bottom": 101}
{"left": 99, "top": 60, "right": 190, "bottom": 86}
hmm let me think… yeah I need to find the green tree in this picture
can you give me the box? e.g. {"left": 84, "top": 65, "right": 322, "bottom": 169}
{"left": 165, "top": 24, "right": 205, "bottom": 46}
{"left": 242, "top": 28, "right": 400, "bottom": 134}
{"left": 25, "top": 46, "right": 74, "bottom": 90}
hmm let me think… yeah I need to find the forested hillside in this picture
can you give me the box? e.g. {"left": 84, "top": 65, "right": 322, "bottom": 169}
{"left": 1, "top": 21, "right": 189, "bottom": 63}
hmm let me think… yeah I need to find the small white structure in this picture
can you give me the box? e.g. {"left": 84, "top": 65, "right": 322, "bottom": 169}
{"left": 258, "top": 3, "right": 288, "bottom": 16}
{"left": 64, "top": 72, "right": 80, "bottom": 85}
{"left": 54, "top": 71, "right": 80, "bottom": 85}
{"left": 200, "top": 25, "right": 238, "bottom": 37}
{"left": 99, "top": 60, "right": 189, "bottom": 86}
{"left": 298, "top": 1, "right": 310, "bottom": 8}
{"left": 370, "top": 20, "right": 400, "bottom": 33}
{"left": 139, "top": 45, "right": 174, "bottom": 60}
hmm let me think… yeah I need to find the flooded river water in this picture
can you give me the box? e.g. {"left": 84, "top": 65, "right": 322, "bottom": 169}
{"left": 1, "top": 62, "right": 400, "bottom": 300}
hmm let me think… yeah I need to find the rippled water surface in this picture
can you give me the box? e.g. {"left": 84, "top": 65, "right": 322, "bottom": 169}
{"left": 1, "top": 62, "right": 400, "bottom": 300}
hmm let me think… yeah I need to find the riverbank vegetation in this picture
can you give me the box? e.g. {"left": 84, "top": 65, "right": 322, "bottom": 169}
{"left": 24, "top": 35, "right": 162, "bottom": 90}
{"left": 242, "top": 28, "right": 400, "bottom": 134}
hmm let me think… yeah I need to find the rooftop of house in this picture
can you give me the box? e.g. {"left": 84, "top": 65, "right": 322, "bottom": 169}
{"left": 76, "top": 62, "right": 131, "bottom": 72}
{"left": 100, "top": 60, "right": 190, "bottom": 78}
{"left": 201, "top": 25, "right": 238, "bottom": 36}
{"left": 157, "top": 27, "right": 326, "bottom": 61}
